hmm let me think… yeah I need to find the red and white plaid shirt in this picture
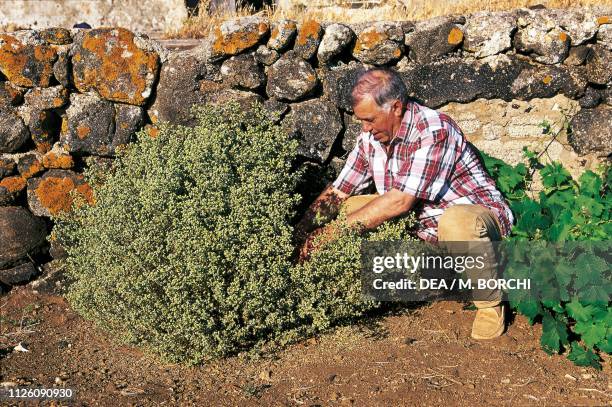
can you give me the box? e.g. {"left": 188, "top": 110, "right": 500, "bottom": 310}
{"left": 333, "top": 101, "right": 514, "bottom": 241}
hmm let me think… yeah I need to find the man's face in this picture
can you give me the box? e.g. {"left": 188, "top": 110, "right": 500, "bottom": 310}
{"left": 353, "top": 95, "right": 403, "bottom": 144}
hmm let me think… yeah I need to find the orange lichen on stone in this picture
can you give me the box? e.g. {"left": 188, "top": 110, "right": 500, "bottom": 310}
{"left": 543, "top": 75, "right": 553, "bottom": 84}
{"left": 145, "top": 125, "right": 159, "bottom": 138}
{"left": 42, "top": 152, "right": 74, "bottom": 169}
{"left": 34, "top": 176, "right": 74, "bottom": 215}
{"left": 3, "top": 82, "right": 23, "bottom": 102}
{"left": 393, "top": 48, "right": 402, "bottom": 58}
{"left": 0, "top": 176, "right": 26, "bottom": 193}
{"left": 21, "top": 159, "right": 44, "bottom": 179}
{"left": 34, "top": 176, "right": 93, "bottom": 215}
{"left": 558, "top": 32, "right": 568, "bottom": 42}
{"left": 296, "top": 20, "right": 322, "bottom": 46}
{"left": 212, "top": 25, "right": 262, "bottom": 57}
{"left": 448, "top": 27, "right": 464, "bottom": 45}
{"left": 75, "top": 182, "right": 95, "bottom": 206}
{"left": 0, "top": 34, "right": 56, "bottom": 87}
{"left": 41, "top": 29, "right": 71, "bottom": 45}
{"left": 35, "top": 141, "right": 52, "bottom": 154}
{"left": 354, "top": 31, "right": 387, "bottom": 53}
{"left": 111, "top": 91, "right": 129, "bottom": 100}
{"left": 597, "top": 16, "right": 610, "bottom": 25}
{"left": 270, "top": 27, "right": 280, "bottom": 41}
{"left": 77, "top": 126, "right": 91, "bottom": 140}
{"left": 34, "top": 141, "right": 51, "bottom": 154}
{"left": 74, "top": 28, "right": 159, "bottom": 105}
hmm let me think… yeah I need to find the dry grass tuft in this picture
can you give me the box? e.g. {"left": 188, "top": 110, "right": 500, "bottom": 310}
{"left": 167, "top": 0, "right": 611, "bottom": 38}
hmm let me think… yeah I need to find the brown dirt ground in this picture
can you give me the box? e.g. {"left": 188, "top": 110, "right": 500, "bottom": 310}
{"left": 1, "top": 287, "right": 610, "bottom": 406}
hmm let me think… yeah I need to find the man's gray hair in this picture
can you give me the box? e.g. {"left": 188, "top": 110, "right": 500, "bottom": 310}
{"left": 351, "top": 68, "right": 410, "bottom": 108}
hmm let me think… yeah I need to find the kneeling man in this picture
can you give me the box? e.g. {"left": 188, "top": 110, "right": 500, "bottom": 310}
{"left": 296, "top": 68, "right": 514, "bottom": 339}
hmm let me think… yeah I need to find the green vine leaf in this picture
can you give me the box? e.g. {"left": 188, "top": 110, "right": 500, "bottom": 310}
{"left": 567, "top": 341, "right": 601, "bottom": 369}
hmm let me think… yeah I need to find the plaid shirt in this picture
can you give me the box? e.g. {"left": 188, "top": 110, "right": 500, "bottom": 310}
{"left": 333, "top": 101, "right": 514, "bottom": 241}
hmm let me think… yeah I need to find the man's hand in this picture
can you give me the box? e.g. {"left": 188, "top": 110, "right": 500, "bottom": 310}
{"left": 346, "top": 188, "right": 416, "bottom": 229}
{"left": 295, "top": 185, "right": 348, "bottom": 242}
{"left": 298, "top": 223, "right": 344, "bottom": 263}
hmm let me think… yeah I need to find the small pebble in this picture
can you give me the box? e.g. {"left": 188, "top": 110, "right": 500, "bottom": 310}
{"left": 501, "top": 378, "right": 510, "bottom": 384}
{"left": 259, "top": 370, "right": 272, "bottom": 381}
{"left": 581, "top": 373, "right": 592, "bottom": 380}
{"left": 14, "top": 343, "right": 29, "bottom": 352}
{"left": 564, "top": 374, "right": 577, "bottom": 381}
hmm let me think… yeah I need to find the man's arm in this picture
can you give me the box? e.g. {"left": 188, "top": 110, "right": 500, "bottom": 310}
{"left": 295, "top": 184, "right": 349, "bottom": 240}
{"left": 346, "top": 188, "right": 416, "bottom": 230}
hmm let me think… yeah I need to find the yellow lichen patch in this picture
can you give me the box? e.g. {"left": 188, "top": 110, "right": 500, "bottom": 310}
{"left": 558, "top": 32, "right": 568, "bottom": 42}
{"left": 149, "top": 113, "right": 158, "bottom": 124}
{"left": 61, "top": 117, "right": 68, "bottom": 135}
{"left": 21, "top": 159, "right": 44, "bottom": 179}
{"left": 597, "top": 16, "right": 610, "bottom": 25}
{"left": 0, "top": 176, "right": 26, "bottom": 193}
{"left": 42, "top": 152, "right": 74, "bottom": 169}
{"left": 354, "top": 31, "right": 387, "bottom": 53}
{"left": 543, "top": 75, "right": 553, "bottom": 84}
{"left": 77, "top": 126, "right": 91, "bottom": 140}
{"left": 448, "top": 27, "right": 463, "bottom": 45}
{"left": 296, "top": 20, "right": 322, "bottom": 46}
{"left": 76, "top": 28, "right": 159, "bottom": 105}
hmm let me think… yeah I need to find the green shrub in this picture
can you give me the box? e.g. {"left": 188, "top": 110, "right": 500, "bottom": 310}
{"left": 292, "top": 213, "right": 415, "bottom": 332}
{"left": 53, "top": 103, "right": 417, "bottom": 364}
{"left": 482, "top": 149, "right": 611, "bottom": 369}
{"left": 54, "top": 104, "right": 302, "bottom": 363}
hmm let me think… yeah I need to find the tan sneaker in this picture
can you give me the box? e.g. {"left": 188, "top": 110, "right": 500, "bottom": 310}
{"left": 471, "top": 304, "right": 505, "bottom": 339}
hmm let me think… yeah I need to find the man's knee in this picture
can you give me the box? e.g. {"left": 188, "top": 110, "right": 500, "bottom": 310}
{"left": 438, "top": 204, "right": 501, "bottom": 241}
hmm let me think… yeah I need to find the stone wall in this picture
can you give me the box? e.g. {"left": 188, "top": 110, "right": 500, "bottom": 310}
{"left": 0, "top": 0, "right": 188, "bottom": 32}
{"left": 0, "top": 7, "right": 611, "bottom": 291}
